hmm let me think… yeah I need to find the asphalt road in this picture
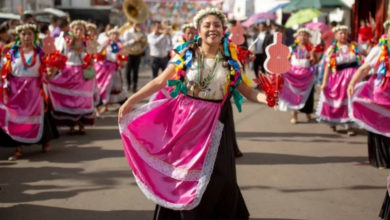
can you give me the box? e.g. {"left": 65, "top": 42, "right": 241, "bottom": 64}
{"left": 0, "top": 66, "right": 388, "bottom": 220}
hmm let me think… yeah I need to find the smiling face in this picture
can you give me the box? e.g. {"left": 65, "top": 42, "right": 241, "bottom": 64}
{"left": 296, "top": 32, "right": 310, "bottom": 45}
{"left": 87, "top": 27, "right": 97, "bottom": 38}
{"left": 72, "top": 24, "right": 86, "bottom": 40}
{"left": 335, "top": 29, "right": 348, "bottom": 44}
{"left": 183, "top": 27, "right": 196, "bottom": 42}
{"left": 19, "top": 28, "right": 34, "bottom": 47}
{"left": 109, "top": 32, "right": 119, "bottom": 42}
{"left": 198, "top": 14, "right": 224, "bottom": 46}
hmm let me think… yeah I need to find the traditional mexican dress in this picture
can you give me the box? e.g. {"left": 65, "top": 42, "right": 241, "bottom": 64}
{"left": 94, "top": 40, "right": 128, "bottom": 104}
{"left": 279, "top": 44, "right": 315, "bottom": 113}
{"left": 120, "top": 47, "right": 250, "bottom": 219}
{"left": 316, "top": 42, "right": 362, "bottom": 125}
{"left": 350, "top": 41, "right": 390, "bottom": 168}
{"left": 0, "top": 46, "right": 58, "bottom": 147}
{"left": 48, "top": 38, "right": 96, "bottom": 126}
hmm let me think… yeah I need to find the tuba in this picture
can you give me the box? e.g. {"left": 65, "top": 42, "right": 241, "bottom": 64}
{"left": 123, "top": 0, "right": 149, "bottom": 24}
{"left": 122, "top": 0, "right": 148, "bottom": 55}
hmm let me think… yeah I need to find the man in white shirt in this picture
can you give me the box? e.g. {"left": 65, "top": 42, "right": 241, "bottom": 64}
{"left": 147, "top": 21, "right": 172, "bottom": 78}
{"left": 123, "top": 23, "right": 147, "bottom": 92}
{"left": 97, "top": 24, "right": 114, "bottom": 50}
{"left": 253, "top": 22, "right": 273, "bottom": 76}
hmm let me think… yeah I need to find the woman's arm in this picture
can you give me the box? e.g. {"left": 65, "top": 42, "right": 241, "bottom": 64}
{"left": 237, "top": 82, "right": 267, "bottom": 104}
{"left": 118, "top": 64, "right": 177, "bottom": 122}
{"left": 347, "top": 62, "right": 371, "bottom": 97}
{"left": 321, "top": 64, "right": 330, "bottom": 91}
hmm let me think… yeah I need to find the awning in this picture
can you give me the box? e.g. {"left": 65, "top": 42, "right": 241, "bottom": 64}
{"left": 268, "top": 2, "right": 289, "bottom": 13}
{"left": 0, "top": 12, "right": 20, "bottom": 20}
{"left": 283, "top": 0, "right": 349, "bottom": 13}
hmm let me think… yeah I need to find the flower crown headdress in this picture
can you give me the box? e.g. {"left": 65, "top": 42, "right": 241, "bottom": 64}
{"left": 86, "top": 23, "right": 97, "bottom": 30}
{"left": 181, "top": 23, "right": 195, "bottom": 32}
{"left": 70, "top": 20, "right": 88, "bottom": 29}
{"left": 332, "top": 25, "right": 348, "bottom": 33}
{"left": 14, "top": 24, "right": 39, "bottom": 46}
{"left": 107, "top": 26, "right": 120, "bottom": 35}
{"left": 193, "top": 8, "right": 227, "bottom": 29}
{"left": 15, "top": 23, "right": 38, "bottom": 34}
{"left": 293, "top": 27, "right": 312, "bottom": 37}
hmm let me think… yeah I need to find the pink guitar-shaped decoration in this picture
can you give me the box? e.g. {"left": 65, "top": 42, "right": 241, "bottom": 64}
{"left": 230, "top": 20, "right": 245, "bottom": 46}
{"left": 254, "top": 32, "right": 290, "bottom": 107}
{"left": 41, "top": 36, "right": 67, "bottom": 74}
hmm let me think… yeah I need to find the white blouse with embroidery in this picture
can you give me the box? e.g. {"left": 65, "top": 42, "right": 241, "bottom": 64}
{"left": 325, "top": 44, "right": 361, "bottom": 65}
{"left": 10, "top": 50, "right": 41, "bottom": 77}
{"left": 105, "top": 42, "right": 120, "bottom": 62}
{"left": 55, "top": 37, "right": 87, "bottom": 66}
{"left": 289, "top": 46, "right": 311, "bottom": 68}
{"left": 173, "top": 53, "right": 229, "bottom": 100}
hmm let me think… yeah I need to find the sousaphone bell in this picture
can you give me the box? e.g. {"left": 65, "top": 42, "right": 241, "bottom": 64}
{"left": 122, "top": 0, "right": 148, "bottom": 55}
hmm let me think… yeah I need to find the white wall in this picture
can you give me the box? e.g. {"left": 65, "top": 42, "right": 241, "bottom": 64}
{"left": 3, "top": 0, "right": 54, "bottom": 13}
{"left": 254, "top": 0, "right": 290, "bottom": 13}
{"left": 56, "top": 0, "right": 91, "bottom": 8}
{"left": 233, "top": 0, "right": 255, "bottom": 20}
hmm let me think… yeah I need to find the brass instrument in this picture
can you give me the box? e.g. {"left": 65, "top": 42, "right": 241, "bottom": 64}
{"left": 124, "top": 33, "right": 147, "bottom": 56}
{"left": 122, "top": 0, "right": 149, "bottom": 24}
{"left": 119, "top": 21, "right": 133, "bottom": 36}
{"left": 121, "top": 0, "right": 148, "bottom": 55}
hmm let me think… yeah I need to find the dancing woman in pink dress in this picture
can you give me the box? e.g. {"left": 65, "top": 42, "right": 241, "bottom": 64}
{"left": 348, "top": 20, "right": 390, "bottom": 170}
{"left": 317, "top": 25, "right": 363, "bottom": 136}
{"left": 118, "top": 8, "right": 267, "bottom": 219}
{"left": 0, "top": 24, "right": 59, "bottom": 160}
{"left": 279, "top": 28, "right": 316, "bottom": 124}
{"left": 48, "top": 20, "right": 96, "bottom": 135}
{"left": 94, "top": 27, "right": 128, "bottom": 114}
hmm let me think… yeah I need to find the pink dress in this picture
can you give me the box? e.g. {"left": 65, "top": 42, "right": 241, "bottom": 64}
{"left": 48, "top": 38, "right": 96, "bottom": 126}
{"left": 120, "top": 51, "right": 250, "bottom": 217}
{"left": 316, "top": 44, "right": 360, "bottom": 124}
{"left": 279, "top": 45, "right": 315, "bottom": 111}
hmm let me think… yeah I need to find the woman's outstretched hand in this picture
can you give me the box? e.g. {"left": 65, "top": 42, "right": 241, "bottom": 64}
{"left": 118, "top": 100, "right": 134, "bottom": 123}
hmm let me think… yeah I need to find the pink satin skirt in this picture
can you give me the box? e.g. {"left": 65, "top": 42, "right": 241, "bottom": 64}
{"left": 316, "top": 66, "right": 358, "bottom": 124}
{"left": 119, "top": 94, "right": 224, "bottom": 210}
{"left": 350, "top": 75, "right": 390, "bottom": 137}
{"left": 94, "top": 60, "right": 117, "bottom": 104}
{"left": 279, "top": 65, "right": 315, "bottom": 111}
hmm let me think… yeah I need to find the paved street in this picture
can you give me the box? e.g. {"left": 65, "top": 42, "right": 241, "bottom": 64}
{"left": 0, "top": 66, "right": 388, "bottom": 220}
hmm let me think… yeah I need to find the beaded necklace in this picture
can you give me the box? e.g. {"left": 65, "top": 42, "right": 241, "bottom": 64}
{"left": 328, "top": 40, "right": 362, "bottom": 72}
{"left": 289, "top": 42, "right": 312, "bottom": 60}
{"left": 197, "top": 52, "right": 219, "bottom": 89}
{"left": 375, "top": 37, "right": 390, "bottom": 89}
{"left": 19, "top": 47, "right": 37, "bottom": 69}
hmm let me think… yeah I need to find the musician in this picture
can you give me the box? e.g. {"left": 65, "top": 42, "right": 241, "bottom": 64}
{"left": 123, "top": 22, "right": 146, "bottom": 92}
{"left": 147, "top": 21, "right": 172, "bottom": 78}
{"left": 253, "top": 21, "right": 273, "bottom": 76}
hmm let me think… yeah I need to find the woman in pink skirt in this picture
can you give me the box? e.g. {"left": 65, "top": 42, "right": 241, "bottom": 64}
{"left": 279, "top": 27, "right": 316, "bottom": 124}
{"left": 317, "top": 25, "right": 363, "bottom": 136}
{"left": 48, "top": 20, "right": 96, "bottom": 135}
{"left": 118, "top": 8, "right": 268, "bottom": 219}
{"left": 348, "top": 21, "right": 390, "bottom": 169}
{"left": 94, "top": 27, "right": 128, "bottom": 114}
{"left": 0, "top": 24, "right": 59, "bottom": 160}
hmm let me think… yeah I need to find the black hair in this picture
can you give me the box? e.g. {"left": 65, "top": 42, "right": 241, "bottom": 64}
{"left": 40, "top": 24, "right": 49, "bottom": 34}
{"left": 0, "top": 23, "right": 8, "bottom": 34}
{"left": 22, "top": 14, "right": 34, "bottom": 22}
